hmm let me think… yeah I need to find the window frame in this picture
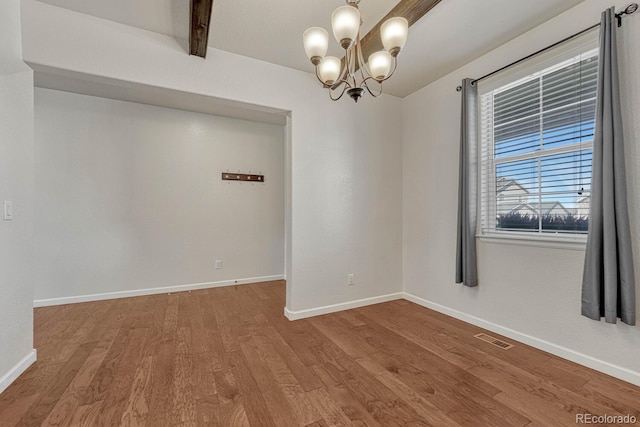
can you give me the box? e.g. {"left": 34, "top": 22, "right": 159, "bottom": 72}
{"left": 476, "top": 46, "right": 599, "bottom": 247}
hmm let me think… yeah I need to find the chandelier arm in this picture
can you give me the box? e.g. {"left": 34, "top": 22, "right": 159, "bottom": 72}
{"left": 314, "top": 66, "right": 327, "bottom": 87}
{"left": 351, "top": 46, "right": 358, "bottom": 86}
{"left": 315, "top": 64, "right": 352, "bottom": 89}
{"left": 335, "top": 79, "right": 352, "bottom": 89}
{"left": 345, "top": 47, "right": 355, "bottom": 87}
{"left": 362, "top": 78, "right": 383, "bottom": 98}
{"left": 358, "top": 52, "right": 370, "bottom": 84}
{"left": 328, "top": 60, "right": 350, "bottom": 91}
{"left": 354, "top": 38, "right": 362, "bottom": 82}
{"left": 355, "top": 35, "right": 372, "bottom": 81}
{"left": 338, "top": 61, "right": 349, "bottom": 86}
{"left": 329, "top": 84, "right": 348, "bottom": 101}
{"left": 378, "top": 56, "right": 398, "bottom": 82}
{"left": 349, "top": 43, "right": 359, "bottom": 87}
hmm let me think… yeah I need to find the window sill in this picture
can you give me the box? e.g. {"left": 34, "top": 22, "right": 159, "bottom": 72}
{"left": 477, "top": 232, "right": 587, "bottom": 251}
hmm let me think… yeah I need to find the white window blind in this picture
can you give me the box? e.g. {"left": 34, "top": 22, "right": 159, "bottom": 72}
{"left": 479, "top": 32, "right": 599, "bottom": 237}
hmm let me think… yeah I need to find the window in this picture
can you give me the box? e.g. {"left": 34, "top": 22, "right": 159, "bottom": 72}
{"left": 479, "top": 37, "right": 598, "bottom": 238}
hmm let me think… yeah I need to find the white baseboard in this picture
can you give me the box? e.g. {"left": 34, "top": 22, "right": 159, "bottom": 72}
{"left": 403, "top": 292, "right": 640, "bottom": 387}
{"left": 284, "top": 292, "right": 403, "bottom": 321}
{"left": 0, "top": 349, "right": 37, "bottom": 395}
{"left": 33, "top": 275, "right": 285, "bottom": 307}
{"left": 30, "top": 276, "right": 639, "bottom": 387}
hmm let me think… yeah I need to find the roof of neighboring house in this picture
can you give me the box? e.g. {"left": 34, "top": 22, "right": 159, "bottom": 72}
{"left": 578, "top": 195, "right": 590, "bottom": 203}
{"left": 496, "top": 177, "right": 529, "bottom": 194}
{"left": 509, "top": 202, "right": 570, "bottom": 216}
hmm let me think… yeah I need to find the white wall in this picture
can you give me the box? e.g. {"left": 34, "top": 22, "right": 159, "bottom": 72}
{"left": 0, "top": 0, "right": 35, "bottom": 393}
{"left": 17, "top": 0, "right": 640, "bottom": 390}
{"left": 21, "top": 0, "right": 404, "bottom": 314}
{"left": 34, "top": 88, "right": 285, "bottom": 301}
{"left": 403, "top": 0, "right": 640, "bottom": 384}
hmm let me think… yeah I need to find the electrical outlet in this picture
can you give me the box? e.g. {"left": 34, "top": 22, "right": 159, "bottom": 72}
{"left": 3, "top": 200, "right": 13, "bottom": 220}
{"left": 215, "top": 260, "right": 222, "bottom": 269}
{"left": 347, "top": 273, "right": 355, "bottom": 286}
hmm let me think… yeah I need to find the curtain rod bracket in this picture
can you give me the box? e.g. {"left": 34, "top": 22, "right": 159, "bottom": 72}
{"left": 456, "top": 80, "right": 476, "bottom": 92}
{"left": 617, "top": 3, "right": 639, "bottom": 26}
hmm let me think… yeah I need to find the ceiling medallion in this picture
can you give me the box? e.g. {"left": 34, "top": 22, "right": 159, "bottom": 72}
{"left": 303, "top": 0, "right": 408, "bottom": 102}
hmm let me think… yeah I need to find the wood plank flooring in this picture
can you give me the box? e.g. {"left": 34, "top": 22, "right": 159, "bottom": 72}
{"left": 1, "top": 280, "right": 639, "bottom": 426}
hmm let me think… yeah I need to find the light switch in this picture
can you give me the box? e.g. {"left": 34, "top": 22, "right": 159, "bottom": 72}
{"left": 3, "top": 200, "right": 13, "bottom": 220}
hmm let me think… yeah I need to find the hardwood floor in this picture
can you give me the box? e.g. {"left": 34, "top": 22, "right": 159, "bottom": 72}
{"left": 1, "top": 280, "right": 639, "bottom": 426}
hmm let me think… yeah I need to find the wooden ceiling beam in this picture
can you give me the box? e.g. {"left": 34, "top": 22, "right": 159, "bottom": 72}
{"left": 346, "top": 0, "right": 442, "bottom": 71}
{"left": 190, "top": 0, "right": 214, "bottom": 58}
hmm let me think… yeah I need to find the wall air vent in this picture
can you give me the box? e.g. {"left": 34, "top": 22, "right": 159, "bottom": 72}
{"left": 168, "top": 290, "right": 192, "bottom": 296}
{"left": 474, "top": 333, "right": 514, "bottom": 350}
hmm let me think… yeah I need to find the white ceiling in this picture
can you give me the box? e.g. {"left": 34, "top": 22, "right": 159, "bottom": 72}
{"left": 209, "top": 0, "right": 401, "bottom": 71}
{"left": 36, "top": 0, "right": 583, "bottom": 97}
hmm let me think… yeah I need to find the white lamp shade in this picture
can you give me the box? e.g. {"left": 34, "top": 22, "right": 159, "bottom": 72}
{"left": 368, "top": 50, "right": 392, "bottom": 80}
{"left": 381, "top": 17, "right": 408, "bottom": 53}
{"left": 318, "top": 56, "right": 342, "bottom": 85}
{"left": 303, "top": 27, "right": 329, "bottom": 60}
{"left": 331, "top": 5, "right": 360, "bottom": 46}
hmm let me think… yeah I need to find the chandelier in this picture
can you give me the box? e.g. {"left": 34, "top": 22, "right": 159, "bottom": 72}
{"left": 302, "top": 0, "right": 408, "bottom": 102}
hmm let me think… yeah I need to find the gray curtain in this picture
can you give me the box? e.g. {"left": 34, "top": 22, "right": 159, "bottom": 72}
{"left": 582, "top": 7, "right": 635, "bottom": 325}
{"left": 455, "top": 78, "right": 478, "bottom": 287}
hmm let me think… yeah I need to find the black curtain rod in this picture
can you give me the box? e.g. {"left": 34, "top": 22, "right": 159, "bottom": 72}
{"left": 456, "top": 3, "right": 639, "bottom": 92}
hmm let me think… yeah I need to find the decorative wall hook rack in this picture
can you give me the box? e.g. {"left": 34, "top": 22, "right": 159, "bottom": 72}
{"left": 222, "top": 173, "right": 265, "bottom": 182}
